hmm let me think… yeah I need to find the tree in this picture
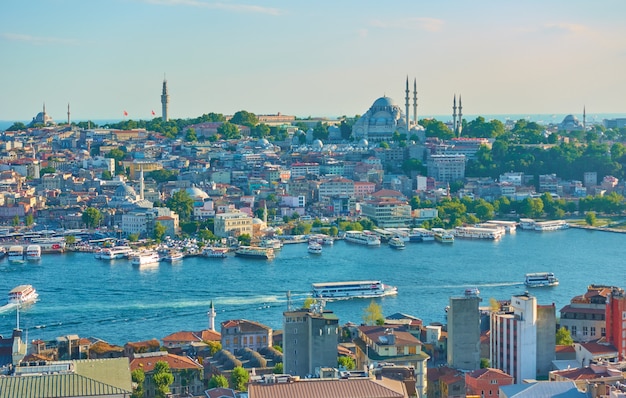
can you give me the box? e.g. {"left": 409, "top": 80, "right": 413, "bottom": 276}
{"left": 230, "top": 366, "right": 249, "bottom": 391}
{"left": 230, "top": 110, "right": 258, "bottom": 128}
{"left": 216, "top": 122, "right": 241, "bottom": 139}
{"left": 82, "top": 207, "right": 103, "bottom": 229}
{"left": 166, "top": 190, "right": 194, "bottom": 223}
{"left": 362, "top": 300, "right": 384, "bottom": 325}
{"left": 338, "top": 356, "right": 355, "bottom": 370}
{"left": 40, "top": 166, "right": 56, "bottom": 174}
{"left": 208, "top": 374, "right": 229, "bottom": 389}
{"left": 238, "top": 234, "right": 251, "bottom": 246}
{"left": 206, "top": 341, "right": 222, "bottom": 356}
{"left": 153, "top": 222, "right": 166, "bottom": 242}
{"left": 129, "top": 233, "right": 140, "bottom": 242}
{"left": 6, "top": 122, "right": 27, "bottom": 131}
{"left": 153, "top": 361, "right": 174, "bottom": 398}
{"left": 131, "top": 368, "right": 145, "bottom": 398}
{"left": 65, "top": 235, "right": 76, "bottom": 245}
{"left": 480, "top": 358, "right": 490, "bottom": 369}
{"left": 303, "top": 297, "right": 317, "bottom": 309}
{"left": 556, "top": 326, "right": 574, "bottom": 345}
{"left": 585, "top": 211, "right": 597, "bottom": 226}
{"left": 272, "top": 362, "right": 284, "bottom": 374}
{"left": 101, "top": 170, "right": 113, "bottom": 180}
{"left": 24, "top": 214, "right": 34, "bottom": 226}
{"left": 185, "top": 127, "right": 198, "bottom": 142}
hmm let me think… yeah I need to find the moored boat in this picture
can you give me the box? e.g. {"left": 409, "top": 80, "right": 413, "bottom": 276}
{"left": 525, "top": 272, "right": 559, "bottom": 287}
{"left": 130, "top": 251, "right": 161, "bottom": 266}
{"left": 8, "top": 285, "right": 38, "bottom": 305}
{"left": 162, "top": 249, "right": 184, "bottom": 262}
{"left": 100, "top": 246, "right": 133, "bottom": 260}
{"left": 235, "top": 246, "right": 275, "bottom": 260}
{"left": 8, "top": 246, "right": 24, "bottom": 263}
{"left": 202, "top": 247, "right": 229, "bottom": 258}
{"left": 432, "top": 228, "right": 454, "bottom": 243}
{"left": 344, "top": 231, "right": 381, "bottom": 246}
{"left": 454, "top": 226, "right": 504, "bottom": 240}
{"left": 311, "top": 280, "right": 398, "bottom": 300}
{"left": 26, "top": 245, "right": 42, "bottom": 261}
{"left": 308, "top": 242, "right": 322, "bottom": 254}
{"left": 388, "top": 237, "right": 406, "bottom": 249}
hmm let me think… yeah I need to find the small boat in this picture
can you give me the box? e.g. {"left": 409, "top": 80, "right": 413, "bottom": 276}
{"left": 8, "top": 285, "right": 38, "bottom": 305}
{"left": 202, "top": 247, "right": 228, "bottom": 258}
{"left": 162, "top": 250, "right": 184, "bottom": 262}
{"left": 322, "top": 236, "right": 334, "bottom": 245}
{"left": 8, "top": 246, "right": 24, "bottom": 263}
{"left": 234, "top": 246, "right": 275, "bottom": 260}
{"left": 432, "top": 228, "right": 454, "bottom": 244}
{"left": 259, "top": 238, "right": 282, "bottom": 250}
{"left": 525, "top": 272, "right": 559, "bottom": 287}
{"left": 100, "top": 246, "right": 133, "bottom": 260}
{"left": 26, "top": 245, "right": 41, "bottom": 261}
{"left": 130, "top": 251, "right": 161, "bottom": 266}
{"left": 308, "top": 242, "right": 322, "bottom": 254}
{"left": 464, "top": 287, "right": 480, "bottom": 296}
{"left": 388, "top": 237, "right": 405, "bottom": 249}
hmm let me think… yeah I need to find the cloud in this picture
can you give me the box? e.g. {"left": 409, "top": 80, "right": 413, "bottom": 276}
{"left": 140, "top": 0, "right": 283, "bottom": 15}
{"left": 543, "top": 22, "right": 590, "bottom": 35}
{"left": 369, "top": 17, "right": 444, "bottom": 33}
{"left": 1, "top": 33, "right": 79, "bottom": 46}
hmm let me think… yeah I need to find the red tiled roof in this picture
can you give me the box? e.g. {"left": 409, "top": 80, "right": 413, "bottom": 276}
{"left": 580, "top": 342, "right": 618, "bottom": 355}
{"left": 559, "top": 305, "right": 604, "bottom": 315}
{"left": 162, "top": 331, "right": 202, "bottom": 343}
{"left": 248, "top": 378, "right": 406, "bottom": 398}
{"left": 130, "top": 352, "right": 202, "bottom": 372}
{"left": 466, "top": 367, "right": 513, "bottom": 380}
{"left": 556, "top": 345, "right": 575, "bottom": 353}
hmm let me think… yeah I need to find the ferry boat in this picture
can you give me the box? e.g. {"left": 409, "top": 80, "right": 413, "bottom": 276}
{"left": 534, "top": 220, "right": 569, "bottom": 232}
{"left": 202, "top": 247, "right": 229, "bottom": 258}
{"left": 100, "top": 246, "right": 133, "bottom": 260}
{"left": 388, "top": 237, "right": 406, "bottom": 249}
{"left": 234, "top": 246, "right": 275, "bottom": 260}
{"left": 311, "top": 280, "right": 398, "bottom": 300}
{"left": 162, "top": 249, "right": 184, "bottom": 262}
{"left": 130, "top": 251, "right": 161, "bottom": 266}
{"left": 8, "top": 246, "right": 24, "bottom": 263}
{"left": 525, "top": 272, "right": 559, "bottom": 287}
{"left": 322, "top": 236, "right": 334, "bottom": 245}
{"left": 26, "top": 245, "right": 42, "bottom": 261}
{"left": 409, "top": 228, "right": 435, "bottom": 242}
{"left": 344, "top": 231, "right": 381, "bottom": 246}
{"left": 8, "top": 285, "right": 38, "bottom": 305}
{"left": 259, "top": 238, "right": 282, "bottom": 250}
{"left": 432, "top": 228, "right": 454, "bottom": 244}
{"left": 308, "top": 242, "right": 322, "bottom": 254}
{"left": 31, "top": 237, "right": 66, "bottom": 253}
{"left": 518, "top": 218, "right": 537, "bottom": 230}
{"left": 454, "top": 226, "right": 504, "bottom": 240}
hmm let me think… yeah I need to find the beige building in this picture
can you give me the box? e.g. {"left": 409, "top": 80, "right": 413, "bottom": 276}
{"left": 214, "top": 211, "right": 253, "bottom": 238}
{"left": 220, "top": 319, "right": 272, "bottom": 352}
{"left": 360, "top": 198, "right": 412, "bottom": 227}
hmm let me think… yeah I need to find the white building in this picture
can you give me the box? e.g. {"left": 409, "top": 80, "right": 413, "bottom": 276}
{"left": 318, "top": 177, "right": 355, "bottom": 200}
{"left": 427, "top": 154, "right": 466, "bottom": 183}
{"left": 214, "top": 211, "right": 253, "bottom": 238}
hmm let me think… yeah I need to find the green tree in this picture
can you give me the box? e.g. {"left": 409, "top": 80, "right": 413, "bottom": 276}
{"left": 230, "top": 366, "right": 249, "bottom": 391}
{"left": 153, "top": 361, "right": 174, "bottom": 398}
{"left": 272, "top": 362, "right": 284, "bottom": 374}
{"left": 185, "top": 127, "right": 198, "bottom": 142}
{"left": 131, "top": 368, "right": 145, "bottom": 398}
{"left": 338, "top": 356, "right": 355, "bottom": 370}
{"left": 101, "top": 170, "right": 113, "bottom": 180}
{"left": 362, "top": 300, "right": 384, "bottom": 325}
{"left": 128, "top": 233, "right": 140, "bottom": 242}
{"left": 24, "top": 214, "right": 34, "bottom": 226}
{"left": 153, "top": 222, "right": 167, "bottom": 242}
{"left": 303, "top": 297, "right": 317, "bottom": 309}
{"left": 206, "top": 341, "right": 222, "bottom": 356}
{"left": 65, "top": 235, "right": 76, "bottom": 245}
{"left": 6, "top": 122, "right": 27, "bottom": 131}
{"left": 556, "top": 326, "right": 574, "bottom": 345}
{"left": 82, "top": 207, "right": 103, "bottom": 229}
{"left": 208, "top": 374, "right": 229, "bottom": 389}
{"left": 585, "top": 211, "right": 597, "bottom": 226}
{"left": 198, "top": 228, "right": 217, "bottom": 242}
{"left": 230, "top": 110, "right": 259, "bottom": 128}
{"left": 148, "top": 169, "right": 178, "bottom": 183}
{"left": 216, "top": 122, "right": 241, "bottom": 139}
{"left": 40, "top": 166, "right": 56, "bottom": 174}
{"left": 166, "top": 190, "right": 194, "bottom": 223}
{"left": 238, "top": 234, "right": 251, "bottom": 246}
{"left": 480, "top": 358, "right": 490, "bottom": 369}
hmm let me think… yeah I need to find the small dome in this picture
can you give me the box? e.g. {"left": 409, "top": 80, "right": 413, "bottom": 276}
{"left": 115, "top": 184, "right": 137, "bottom": 198}
{"left": 358, "top": 138, "right": 369, "bottom": 148}
{"left": 258, "top": 138, "right": 270, "bottom": 147}
{"left": 312, "top": 139, "right": 323, "bottom": 149}
{"left": 185, "top": 187, "right": 209, "bottom": 200}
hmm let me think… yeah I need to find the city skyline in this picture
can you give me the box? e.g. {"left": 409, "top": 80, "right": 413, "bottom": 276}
{"left": 1, "top": 1, "right": 625, "bottom": 121}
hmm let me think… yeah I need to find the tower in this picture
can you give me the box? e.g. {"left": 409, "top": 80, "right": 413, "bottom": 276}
{"left": 207, "top": 300, "right": 216, "bottom": 331}
{"left": 447, "top": 291, "right": 481, "bottom": 370}
{"left": 457, "top": 95, "right": 463, "bottom": 136}
{"left": 67, "top": 103, "right": 71, "bottom": 125}
{"left": 405, "top": 76, "right": 410, "bottom": 132}
{"left": 606, "top": 287, "right": 626, "bottom": 360}
{"left": 139, "top": 164, "right": 145, "bottom": 201}
{"left": 452, "top": 95, "right": 457, "bottom": 135}
{"left": 161, "top": 77, "right": 169, "bottom": 122}
{"left": 413, "top": 78, "right": 418, "bottom": 124}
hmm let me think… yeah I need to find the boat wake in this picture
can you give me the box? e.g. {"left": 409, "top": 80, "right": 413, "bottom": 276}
{"left": 429, "top": 282, "right": 524, "bottom": 289}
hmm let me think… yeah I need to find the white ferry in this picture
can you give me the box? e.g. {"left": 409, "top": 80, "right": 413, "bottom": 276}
{"left": 308, "top": 242, "right": 322, "bottom": 254}
{"left": 525, "top": 272, "right": 559, "bottom": 287}
{"left": 130, "top": 251, "right": 161, "bottom": 266}
{"left": 409, "top": 228, "right": 435, "bottom": 242}
{"left": 534, "top": 220, "right": 569, "bottom": 232}
{"left": 26, "top": 245, "right": 42, "bottom": 261}
{"left": 100, "top": 246, "right": 133, "bottom": 260}
{"left": 454, "top": 226, "right": 504, "bottom": 240}
{"left": 322, "top": 236, "right": 334, "bottom": 245}
{"left": 259, "top": 238, "right": 282, "bottom": 250}
{"left": 235, "top": 246, "right": 275, "bottom": 260}
{"left": 388, "top": 237, "right": 406, "bottom": 249}
{"left": 432, "top": 228, "right": 454, "bottom": 244}
{"left": 518, "top": 218, "right": 537, "bottom": 230}
{"left": 8, "top": 285, "right": 39, "bottom": 305}
{"left": 482, "top": 220, "right": 517, "bottom": 233}
{"left": 162, "top": 249, "right": 184, "bottom": 262}
{"left": 202, "top": 247, "right": 229, "bottom": 258}
{"left": 8, "top": 246, "right": 24, "bottom": 263}
{"left": 311, "top": 280, "right": 398, "bottom": 300}
{"left": 344, "top": 231, "right": 381, "bottom": 246}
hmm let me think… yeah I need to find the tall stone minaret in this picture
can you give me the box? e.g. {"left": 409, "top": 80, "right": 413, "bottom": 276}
{"left": 457, "top": 95, "right": 463, "bottom": 137}
{"left": 139, "top": 164, "right": 145, "bottom": 201}
{"left": 405, "top": 76, "right": 410, "bottom": 132}
{"left": 67, "top": 103, "right": 71, "bottom": 125}
{"left": 413, "top": 78, "right": 418, "bottom": 125}
{"left": 452, "top": 95, "right": 457, "bottom": 135}
{"left": 208, "top": 300, "right": 216, "bottom": 331}
{"left": 161, "top": 77, "right": 169, "bottom": 122}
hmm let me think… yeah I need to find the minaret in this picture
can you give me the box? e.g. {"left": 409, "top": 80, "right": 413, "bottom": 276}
{"left": 161, "top": 76, "right": 169, "bottom": 122}
{"left": 139, "top": 164, "right": 145, "bottom": 201}
{"left": 405, "top": 76, "right": 410, "bottom": 132}
{"left": 67, "top": 103, "right": 71, "bottom": 125}
{"left": 452, "top": 95, "right": 457, "bottom": 135}
{"left": 413, "top": 78, "right": 418, "bottom": 124}
{"left": 207, "top": 300, "right": 216, "bottom": 331}
{"left": 458, "top": 95, "right": 463, "bottom": 137}
{"left": 263, "top": 201, "right": 268, "bottom": 224}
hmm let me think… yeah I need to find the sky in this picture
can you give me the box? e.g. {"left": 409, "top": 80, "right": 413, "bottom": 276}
{"left": 1, "top": 0, "right": 626, "bottom": 122}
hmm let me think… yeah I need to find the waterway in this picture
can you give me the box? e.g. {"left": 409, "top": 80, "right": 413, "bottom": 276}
{"left": 0, "top": 228, "right": 622, "bottom": 346}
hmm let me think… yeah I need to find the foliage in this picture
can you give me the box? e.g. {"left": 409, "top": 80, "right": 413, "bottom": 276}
{"left": 128, "top": 233, "right": 140, "bottom": 242}
{"left": 101, "top": 170, "right": 112, "bottom": 180}
{"left": 480, "top": 358, "right": 490, "bottom": 369}
{"left": 230, "top": 366, "right": 249, "bottom": 391}
{"left": 230, "top": 110, "right": 259, "bottom": 128}
{"left": 153, "top": 222, "right": 167, "bottom": 242}
{"left": 293, "top": 222, "right": 312, "bottom": 235}
{"left": 338, "top": 356, "right": 356, "bottom": 370}
{"left": 148, "top": 169, "right": 178, "bottom": 183}
{"left": 6, "top": 122, "right": 27, "bottom": 131}
{"left": 40, "top": 166, "right": 56, "bottom": 174}
{"left": 25, "top": 214, "right": 34, "bottom": 226}
{"left": 303, "top": 297, "right": 316, "bottom": 309}
{"left": 198, "top": 228, "right": 217, "bottom": 242}
{"left": 272, "top": 362, "right": 284, "bottom": 374}
{"left": 166, "top": 190, "right": 194, "bottom": 223}
{"left": 65, "top": 235, "right": 76, "bottom": 245}
{"left": 420, "top": 118, "right": 454, "bottom": 139}
{"left": 152, "top": 361, "right": 174, "bottom": 398}
{"left": 216, "top": 122, "right": 241, "bottom": 139}
{"left": 585, "top": 211, "right": 597, "bottom": 226}
{"left": 556, "top": 326, "right": 574, "bottom": 345}
{"left": 238, "top": 234, "right": 251, "bottom": 246}
{"left": 131, "top": 368, "right": 145, "bottom": 398}
{"left": 208, "top": 374, "right": 229, "bottom": 389}
{"left": 82, "top": 207, "right": 103, "bottom": 229}
{"left": 181, "top": 221, "right": 198, "bottom": 235}
{"left": 273, "top": 345, "right": 283, "bottom": 353}
{"left": 362, "top": 300, "right": 384, "bottom": 325}
{"left": 206, "top": 341, "right": 222, "bottom": 356}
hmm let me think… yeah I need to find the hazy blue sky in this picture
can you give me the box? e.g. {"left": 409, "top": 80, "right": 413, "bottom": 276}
{"left": 1, "top": 0, "right": 625, "bottom": 122}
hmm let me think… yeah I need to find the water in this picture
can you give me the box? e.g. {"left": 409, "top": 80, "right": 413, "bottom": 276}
{"left": 0, "top": 228, "right": 622, "bottom": 346}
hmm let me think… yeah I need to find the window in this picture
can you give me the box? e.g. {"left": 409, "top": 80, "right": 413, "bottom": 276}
{"left": 583, "top": 326, "right": 588, "bottom": 336}
{"left": 602, "top": 327, "right": 606, "bottom": 337}
{"left": 571, "top": 326, "right": 577, "bottom": 337}
{"left": 591, "top": 326, "right": 596, "bottom": 336}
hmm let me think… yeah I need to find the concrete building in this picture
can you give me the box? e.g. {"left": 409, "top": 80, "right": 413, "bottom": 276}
{"left": 360, "top": 198, "right": 412, "bottom": 227}
{"left": 427, "top": 154, "right": 466, "bottom": 183}
{"left": 606, "top": 286, "right": 626, "bottom": 360}
{"left": 282, "top": 305, "right": 339, "bottom": 378}
{"left": 317, "top": 177, "right": 355, "bottom": 200}
{"left": 560, "top": 285, "right": 613, "bottom": 342}
{"left": 447, "top": 291, "right": 481, "bottom": 371}
{"left": 214, "top": 211, "right": 253, "bottom": 238}
{"left": 220, "top": 319, "right": 272, "bottom": 352}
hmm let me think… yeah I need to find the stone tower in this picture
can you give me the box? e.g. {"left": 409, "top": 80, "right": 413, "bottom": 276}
{"left": 161, "top": 77, "right": 169, "bottom": 122}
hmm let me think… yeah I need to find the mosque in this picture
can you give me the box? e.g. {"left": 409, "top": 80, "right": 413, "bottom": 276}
{"left": 30, "top": 103, "right": 56, "bottom": 126}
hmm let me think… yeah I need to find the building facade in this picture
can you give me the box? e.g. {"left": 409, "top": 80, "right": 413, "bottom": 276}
{"left": 220, "top": 319, "right": 272, "bottom": 352}
{"left": 214, "top": 211, "right": 253, "bottom": 238}
{"left": 447, "top": 293, "right": 481, "bottom": 371}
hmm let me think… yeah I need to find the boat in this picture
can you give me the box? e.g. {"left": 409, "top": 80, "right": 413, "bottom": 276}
{"left": 259, "top": 238, "right": 282, "bottom": 250}
{"left": 454, "top": 226, "right": 504, "bottom": 240}
{"left": 308, "top": 242, "right": 322, "bottom": 254}
{"left": 26, "top": 245, "right": 42, "bottom": 261}
{"left": 464, "top": 287, "right": 480, "bottom": 296}
{"left": 8, "top": 246, "right": 24, "bottom": 263}
{"left": 534, "top": 220, "right": 569, "bottom": 232}
{"left": 31, "top": 237, "right": 66, "bottom": 253}
{"left": 130, "top": 251, "right": 161, "bottom": 266}
{"left": 525, "top": 272, "right": 559, "bottom": 287}
{"left": 202, "top": 247, "right": 229, "bottom": 258}
{"left": 162, "top": 249, "right": 184, "bottom": 262}
{"left": 8, "top": 285, "right": 38, "bottom": 305}
{"left": 234, "top": 246, "right": 275, "bottom": 260}
{"left": 518, "top": 218, "right": 536, "bottom": 230}
{"left": 100, "top": 246, "right": 133, "bottom": 260}
{"left": 344, "top": 231, "right": 381, "bottom": 246}
{"left": 432, "top": 228, "right": 454, "bottom": 243}
{"left": 409, "top": 228, "right": 435, "bottom": 242}
{"left": 311, "top": 280, "right": 398, "bottom": 300}
{"left": 322, "top": 236, "right": 334, "bottom": 245}
{"left": 388, "top": 237, "right": 406, "bottom": 249}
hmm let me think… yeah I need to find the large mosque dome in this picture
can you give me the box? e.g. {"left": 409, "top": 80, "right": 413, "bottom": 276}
{"left": 351, "top": 95, "right": 408, "bottom": 142}
{"left": 173, "top": 186, "right": 209, "bottom": 201}
{"left": 115, "top": 184, "right": 137, "bottom": 199}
